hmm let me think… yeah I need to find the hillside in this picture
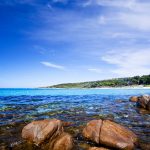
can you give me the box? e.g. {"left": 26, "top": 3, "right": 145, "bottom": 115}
{"left": 46, "top": 75, "right": 150, "bottom": 88}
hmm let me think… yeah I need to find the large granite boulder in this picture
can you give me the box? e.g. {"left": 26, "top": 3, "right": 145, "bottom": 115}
{"left": 83, "top": 119, "right": 138, "bottom": 150}
{"left": 100, "top": 120, "right": 137, "bottom": 150}
{"left": 22, "top": 119, "right": 63, "bottom": 145}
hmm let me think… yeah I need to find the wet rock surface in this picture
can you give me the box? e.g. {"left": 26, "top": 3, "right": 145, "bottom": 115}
{"left": 83, "top": 119, "right": 138, "bottom": 150}
{"left": 137, "top": 95, "right": 150, "bottom": 111}
{"left": 129, "top": 96, "right": 138, "bottom": 102}
{"left": 130, "top": 95, "right": 150, "bottom": 111}
{"left": 83, "top": 120, "right": 102, "bottom": 144}
{"left": 22, "top": 119, "right": 63, "bottom": 145}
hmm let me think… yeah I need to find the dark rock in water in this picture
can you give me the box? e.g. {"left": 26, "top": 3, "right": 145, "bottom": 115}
{"left": 49, "top": 132, "right": 73, "bottom": 150}
{"left": 62, "top": 121, "right": 74, "bottom": 127}
{"left": 139, "top": 142, "right": 150, "bottom": 150}
{"left": 78, "top": 142, "right": 91, "bottom": 149}
{"left": 147, "top": 100, "right": 150, "bottom": 111}
{"left": 89, "top": 147, "right": 110, "bottom": 150}
{"left": 137, "top": 95, "right": 150, "bottom": 110}
{"left": 83, "top": 119, "right": 138, "bottom": 150}
{"left": 130, "top": 95, "right": 150, "bottom": 111}
{"left": 129, "top": 96, "right": 138, "bottom": 102}
{"left": 137, "top": 108, "right": 150, "bottom": 114}
{"left": 115, "top": 99, "right": 126, "bottom": 103}
{"left": 22, "top": 119, "right": 63, "bottom": 145}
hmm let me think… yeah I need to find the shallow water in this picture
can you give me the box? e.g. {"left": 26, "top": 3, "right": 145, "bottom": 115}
{"left": 0, "top": 88, "right": 150, "bottom": 149}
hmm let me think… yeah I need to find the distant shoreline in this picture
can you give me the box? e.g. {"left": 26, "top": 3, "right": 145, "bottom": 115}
{"left": 43, "top": 86, "right": 150, "bottom": 89}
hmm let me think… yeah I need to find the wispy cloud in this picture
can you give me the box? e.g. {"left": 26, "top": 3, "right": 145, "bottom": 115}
{"left": 97, "top": 0, "right": 150, "bottom": 31}
{"left": 30, "top": 0, "right": 150, "bottom": 78}
{"left": 88, "top": 68, "right": 102, "bottom": 73}
{"left": 101, "top": 49, "right": 150, "bottom": 76}
{"left": 41, "top": 61, "right": 65, "bottom": 70}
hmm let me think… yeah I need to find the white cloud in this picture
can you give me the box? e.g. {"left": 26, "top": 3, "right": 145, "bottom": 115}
{"left": 101, "top": 49, "right": 150, "bottom": 76}
{"left": 119, "top": 13, "right": 150, "bottom": 31}
{"left": 83, "top": 0, "right": 150, "bottom": 31}
{"left": 41, "top": 61, "right": 65, "bottom": 70}
{"left": 83, "top": 0, "right": 136, "bottom": 9}
{"left": 88, "top": 68, "right": 102, "bottom": 73}
{"left": 99, "top": 0, "right": 150, "bottom": 31}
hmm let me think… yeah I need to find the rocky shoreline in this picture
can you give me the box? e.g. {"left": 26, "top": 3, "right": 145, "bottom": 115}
{"left": 19, "top": 95, "right": 150, "bottom": 150}
{"left": 21, "top": 118, "right": 138, "bottom": 150}
{"left": 0, "top": 94, "right": 150, "bottom": 150}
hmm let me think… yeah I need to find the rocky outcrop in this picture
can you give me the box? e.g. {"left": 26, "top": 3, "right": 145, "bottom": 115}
{"left": 22, "top": 119, "right": 63, "bottom": 145}
{"left": 83, "top": 119, "right": 138, "bottom": 150}
{"left": 129, "top": 95, "right": 150, "bottom": 111}
{"left": 22, "top": 119, "right": 74, "bottom": 150}
{"left": 129, "top": 96, "right": 138, "bottom": 102}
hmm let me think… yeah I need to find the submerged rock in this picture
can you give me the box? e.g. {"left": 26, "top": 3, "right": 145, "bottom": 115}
{"left": 129, "top": 96, "right": 138, "bottom": 102}
{"left": 83, "top": 119, "right": 138, "bottom": 150}
{"left": 22, "top": 119, "right": 63, "bottom": 145}
{"left": 139, "top": 142, "right": 150, "bottom": 150}
{"left": 130, "top": 95, "right": 150, "bottom": 111}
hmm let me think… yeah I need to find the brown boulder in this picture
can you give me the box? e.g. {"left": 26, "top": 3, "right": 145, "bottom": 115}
{"left": 147, "top": 100, "right": 150, "bottom": 111}
{"left": 129, "top": 96, "right": 138, "bottom": 102}
{"left": 137, "top": 95, "right": 150, "bottom": 110}
{"left": 82, "top": 120, "right": 102, "bottom": 144}
{"left": 83, "top": 120, "right": 138, "bottom": 150}
{"left": 50, "top": 132, "right": 73, "bottom": 150}
{"left": 100, "top": 120, "right": 138, "bottom": 150}
{"left": 22, "top": 119, "right": 63, "bottom": 145}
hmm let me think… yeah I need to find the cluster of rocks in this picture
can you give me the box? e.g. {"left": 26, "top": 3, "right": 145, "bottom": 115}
{"left": 130, "top": 95, "right": 150, "bottom": 111}
{"left": 22, "top": 119, "right": 73, "bottom": 150}
{"left": 22, "top": 118, "right": 138, "bottom": 150}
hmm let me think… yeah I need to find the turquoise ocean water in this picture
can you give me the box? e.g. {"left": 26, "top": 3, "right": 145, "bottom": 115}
{"left": 1, "top": 88, "right": 150, "bottom": 96}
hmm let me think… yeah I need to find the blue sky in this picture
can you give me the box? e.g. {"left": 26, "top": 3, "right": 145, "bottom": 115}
{"left": 0, "top": 0, "right": 150, "bottom": 87}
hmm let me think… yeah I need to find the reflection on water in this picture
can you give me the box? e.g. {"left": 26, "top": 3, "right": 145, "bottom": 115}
{"left": 0, "top": 89, "right": 150, "bottom": 149}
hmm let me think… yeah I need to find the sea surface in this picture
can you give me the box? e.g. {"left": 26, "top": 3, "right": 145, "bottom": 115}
{"left": 0, "top": 88, "right": 150, "bottom": 149}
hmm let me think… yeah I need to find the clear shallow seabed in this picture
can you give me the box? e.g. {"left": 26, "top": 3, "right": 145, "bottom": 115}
{"left": 0, "top": 88, "right": 150, "bottom": 149}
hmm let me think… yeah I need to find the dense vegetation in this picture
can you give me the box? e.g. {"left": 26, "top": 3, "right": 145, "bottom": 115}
{"left": 47, "top": 75, "right": 150, "bottom": 88}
